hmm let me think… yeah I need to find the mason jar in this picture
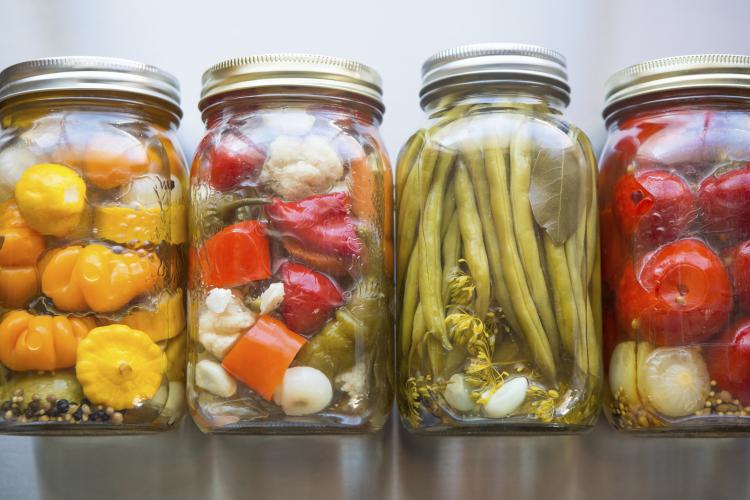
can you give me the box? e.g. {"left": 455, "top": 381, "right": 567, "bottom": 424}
{"left": 188, "top": 54, "right": 393, "bottom": 433}
{"left": 395, "top": 44, "right": 601, "bottom": 433}
{"left": 600, "top": 55, "right": 750, "bottom": 434}
{"left": 0, "top": 57, "right": 188, "bottom": 434}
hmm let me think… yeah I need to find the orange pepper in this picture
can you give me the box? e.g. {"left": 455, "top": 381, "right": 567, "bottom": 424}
{"left": 0, "top": 199, "right": 45, "bottom": 308}
{"left": 41, "top": 244, "right": 160, "bottom": 313}
{"left": 0, "top": 310, "right": 96, "bottom": 371}
{"left": 81, "top": 131, "right": 149, "bottom": 189}
{"left": 222, "top": 316, "right": 306, "bottom": 401}
{"left": 0, "top": 267, "right": 39, "bottom": 308}
{"left": 0, "top": 199, "right": 45, "bottom": 267}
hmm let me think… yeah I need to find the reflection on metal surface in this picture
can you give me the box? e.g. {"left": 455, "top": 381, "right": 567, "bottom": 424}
{"left": 1, "top": 414, "right": 750, "bottom": 499}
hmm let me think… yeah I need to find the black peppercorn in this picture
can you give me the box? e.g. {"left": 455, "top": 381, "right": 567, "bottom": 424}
{"left": 56, "top": 400, "right": 69, "bottom": 414}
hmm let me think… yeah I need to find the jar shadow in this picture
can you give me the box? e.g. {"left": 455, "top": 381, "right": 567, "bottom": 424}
{"left": 395, "top": 422, "right": 587, "bottom": 500}
{"left": 32, "top": 420, "right": 212, "bottom": 500}
{"left": 210, "top": 415, "right": 393, "bottom": 499}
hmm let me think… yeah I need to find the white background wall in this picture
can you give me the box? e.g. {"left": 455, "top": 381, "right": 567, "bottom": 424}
{"left": 1, "top": 0, "right": 749, "bottom": 158}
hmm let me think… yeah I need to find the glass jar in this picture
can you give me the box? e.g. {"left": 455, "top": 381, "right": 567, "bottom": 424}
{"left": 188, "top": 54, "right": 393, "bottom": 433}
{"left": 0, "top": 57, "right": 188, "bottom": 434}
{"left": 600, "top": 55, "right": 750, "bottom": 434}
{"left": 396, "top": 44, "right": 601, "bottom": 433}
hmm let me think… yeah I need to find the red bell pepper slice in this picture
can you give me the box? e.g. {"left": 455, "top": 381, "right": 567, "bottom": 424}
{"left": 200, "top": 220, "right": 271, "bottom": 287}
{"left": 207, "top": 132, "right": 265, "bottom": 191}
{"left": 280, "top": 262, "right": 344, "bottom": 336}
{"left": 222, "top": 315, "right": 306, "bottom": 400}
{"left": 265, "top": 192, "right": 362, "bottom": 258}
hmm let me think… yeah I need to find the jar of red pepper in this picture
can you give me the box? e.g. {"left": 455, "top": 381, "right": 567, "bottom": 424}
{"left": 188, "top": 54, "right": 393, "bottom": 433}
{"left": 600, "top": 54, "right": 750, "bottom": 433}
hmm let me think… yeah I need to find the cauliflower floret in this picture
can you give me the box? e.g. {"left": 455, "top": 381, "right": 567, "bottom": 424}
{"left": 260, "top": 135, "right": 343, "bottom": 200}
{"left": 259, "top": 282, "right": 285, "bottom": 315}
{"left": 198, "top": 288, "right": 256, "bottom": 359}
{"left": 335, "top": 362, "right": 367, "bottom": 402}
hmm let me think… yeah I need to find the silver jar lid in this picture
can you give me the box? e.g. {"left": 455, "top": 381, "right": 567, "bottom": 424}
{"left": 420, "top": 43, "right": 570, "bottom": 108}
{"left": 604, "top": 54, "right": 750, "bottom": 115}
{"left": 199, "top": 53, "right": 384, "bottom": 111}
{"left": 0, "top": 56, "right": 181, "bottom": 116}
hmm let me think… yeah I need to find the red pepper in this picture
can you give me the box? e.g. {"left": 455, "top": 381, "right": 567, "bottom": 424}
{"left": 208, "top": 132, "right": 265, "bottom": 191}
{"left": 265, "top": 192, "right": 362, "bottom": 258}
{"left": 199, "top": 221, "right": 272, "bottom": 287}
{"left": 280, "top": 262, "right": 344, "bottom": 336}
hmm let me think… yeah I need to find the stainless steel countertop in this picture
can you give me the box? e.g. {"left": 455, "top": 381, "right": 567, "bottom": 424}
{"left": 1, "top": 413, "right": 749, "bottom": 500}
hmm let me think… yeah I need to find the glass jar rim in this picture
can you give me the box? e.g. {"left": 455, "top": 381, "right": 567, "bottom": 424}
{"left": 0, "top": 56, "right": 181, "bottom": 118}
{"left": 419, "top": 43, "right": 570, "bottom": 109}
{"left": 603, "top": 54, "right": 750, "bottom": 119}
{"left": 199, "top": 53, "right": 384, "bottom": 113}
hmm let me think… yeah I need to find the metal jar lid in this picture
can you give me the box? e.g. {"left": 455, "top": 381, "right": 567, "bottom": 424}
{"left": 199, "top": 53, "right": 384, "bottom": 111}
{"left": 420, "top": 43, "right": 570, "bottom": 109}
{"left": 0, "top": 56, "right": 181, "bottom": 117}
{"left": 604, "top": 54, "right": 750, "bottom": 116}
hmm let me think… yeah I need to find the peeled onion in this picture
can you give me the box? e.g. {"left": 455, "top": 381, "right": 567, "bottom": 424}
{"left": 273, "top": 366, "right": 333, "bottom": 416}
{"left": 641, "top": 346, "right": 710, "bottom": 418}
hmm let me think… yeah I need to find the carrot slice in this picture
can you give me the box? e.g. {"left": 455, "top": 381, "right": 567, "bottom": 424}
{"left": 350, "top": 155, "right": 378, "bottom": 224}
{"left": 283, "top": 238, "right": 350, "bottom": 277}
{"left": 221, "top": 316, "right": 306, "bottom": 401}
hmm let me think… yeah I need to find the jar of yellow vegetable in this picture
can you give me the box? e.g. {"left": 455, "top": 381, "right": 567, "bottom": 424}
{"left": 0, "top": 57, "right": 188, "bottom": 434}
{"left": 396, "top": 44, "right": 602, "bottom": 433}
{"left": 188, "top": 54, "right": 393, "bottom": 433}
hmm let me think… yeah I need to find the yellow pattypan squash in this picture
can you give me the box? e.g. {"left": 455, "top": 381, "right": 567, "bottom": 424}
{"left": 76, "top": 324, "right": 165, "bottom": 409}
{"left": 94, "top": 204, "right": 186, "bottom": 245}
{"left": 121, "top": 290, "right": 185, "bottom": 343}
{"left": 15, "top": 163, "right": 86, "bottom": 237}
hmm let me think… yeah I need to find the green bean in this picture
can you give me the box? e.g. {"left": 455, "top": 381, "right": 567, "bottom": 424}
{"left": 543, "top": 233, "right": 578, "bottom": 355}
{"left": 441, "top": 212, "right": 461, "bottom": 304}
{"left": 483, "top": 133, "right": 556, "bottom": 381}
{"left": 461, "top": 135, "right": 520, "bottom": 333}
{"left": 441, "top": 187, "right": 457, "bottom": 239}
{"left": 426, "top": 336, "right": 446, "bottom": 378}
{"left": 454, "top": 161, "right": 490, "bottom": 319}
{"left": 418, "top": 148, "right": 456, "bottom": 350}
{"left": 509, "top": 122, "right": 560, "bottom": 356}
{"left": 396, "top": 148, "right": 431, "bottom": 291}
{"left": 407, "top": 303, "right": 425, "bottom": 376}
{"left": 396, "top": 131, "right": 425, "bottom": 209}
{"left": 399, "top": 248, "right": 420, "bottom": 358}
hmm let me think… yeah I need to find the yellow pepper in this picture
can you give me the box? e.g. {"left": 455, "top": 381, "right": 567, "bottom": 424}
{"left": 15, "top": 163, "right": 87, "bottom": 237}
{"left": 76, "top": 324, "right": 165, "bottom": 409}
{"left": 121, "top": 290, "right": 185, "bottom": 343}
{"left": 94, "top": 204, "right": 187, "bottom": 245}
{"left": 0, "top": 310, "right": 96, "bottom": 371}
{"left": 0, "top": 199, "right": 45, "bottom": 308}
{"left": 40, "top": 244, "right": 161, "bottom": 313}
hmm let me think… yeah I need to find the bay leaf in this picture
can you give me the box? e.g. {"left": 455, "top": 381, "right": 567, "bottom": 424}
{"left": 528, "top": 134, "right": 587, "bottom": 245}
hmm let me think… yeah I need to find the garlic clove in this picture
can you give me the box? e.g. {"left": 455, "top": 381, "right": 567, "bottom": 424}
{"left": 273, "top": 366, "right": 333, "bottom": 416}
{"left": 195, "top": 360, "right": 237, "bottom": 398}
{"left": 444, "top": 373, "right": 476, "bottom": 412}
{"left": 482, "top": 377, "right": 529, "bottom": 418}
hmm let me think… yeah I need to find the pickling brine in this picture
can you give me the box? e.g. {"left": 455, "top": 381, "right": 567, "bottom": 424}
{"left": 396, "top": 44, "right": 602, "bottom": 433}
{"left": 601, "top": 54, "right": 750, "bottom": 434}
{"left": 0, "top": 57, "right": 188, "bottom": 434}
{"left": 188, "top": 54, "right": 393, "bottom": 433}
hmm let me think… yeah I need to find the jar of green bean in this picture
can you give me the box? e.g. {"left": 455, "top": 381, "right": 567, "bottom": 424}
{"left": 396, "top": 44, "right": 602, "bottom": 433}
